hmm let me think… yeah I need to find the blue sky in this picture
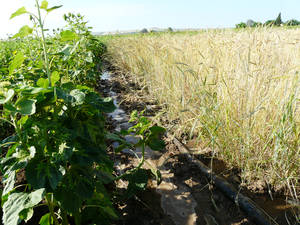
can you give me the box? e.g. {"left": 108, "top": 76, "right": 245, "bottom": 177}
{"left": 0, "top": 0, "right": 299, "bottom": 37}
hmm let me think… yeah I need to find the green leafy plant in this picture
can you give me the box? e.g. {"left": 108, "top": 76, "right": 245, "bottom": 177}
{"left": 107, "top": 110, "right": 165, "bottom": 200}
{"left": 48, "top": 12, "right": 108, "bottom": 85}
{"left": 0, "top": 1, "right": 165, "bottom": 225}
{"left": 1, "top": 2, "right": 117, "bottom": 221}
{"left": 108, "top": 110, "right": 165, "bottom": 179}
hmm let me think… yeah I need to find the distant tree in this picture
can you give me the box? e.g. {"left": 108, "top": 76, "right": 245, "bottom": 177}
{"left": 140, "top": 28, "right": 148, "bottom": 33}
{"left": 235, "top": 22, "right": 247, "bottom": 28}
{"left": 253, "top": 22, "right": 263, "bottom": 27}
{"left": 285, "top": 19, "right": 300, "bottom": 26}
{"left": 167, "top": 27, "right": 173, "bottom": 32}
{"left": 274, "top": 12, "right": 282, "bottom": 26}
{"left": 264, "top": 20, "right": 275, "bottom": 27}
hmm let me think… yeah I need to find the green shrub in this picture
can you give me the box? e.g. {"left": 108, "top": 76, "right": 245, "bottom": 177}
{"left": 235, "top": 22, "right": 247, "bottom": 28}
{"left": 0, "top": 1, "right": 165, "bottom": 225}
{"left": 252, "top": 22, "right": 262, "bottom": 27}
{"left": 264, "top": 20, "right": 275, "bottom": 27}
{"left": 285, "top": 19, "right": 300, "bottom": 26}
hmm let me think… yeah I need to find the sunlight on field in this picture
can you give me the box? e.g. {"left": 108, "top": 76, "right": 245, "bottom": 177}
{"left": 106, "top": 28, "right": 300, "bottom": 200}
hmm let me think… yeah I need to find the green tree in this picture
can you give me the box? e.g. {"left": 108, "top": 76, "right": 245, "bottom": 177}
{"left": 285, "top": 19, "right": 300, "bottom": 26}
{"left": 264, "top": 20, "right": 275, "bottom": 27}
{"left": 235, "top": 22, "right": 247, "bottom": 28}
{"left": 274, "top": 12, "right": 282, "bottom": 26}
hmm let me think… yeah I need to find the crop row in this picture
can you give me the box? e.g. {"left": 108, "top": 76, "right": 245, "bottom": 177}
{"left": 0, "top": 1, "right": 165, "bottom": 225}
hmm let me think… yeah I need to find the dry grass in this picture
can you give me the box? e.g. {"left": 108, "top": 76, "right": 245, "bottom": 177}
{"left": 106, "top": 28, "right": 300, "bottom": 202}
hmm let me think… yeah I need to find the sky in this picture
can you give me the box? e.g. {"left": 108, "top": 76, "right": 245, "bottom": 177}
{"left": 0, "top": 0, "right": 299, "bottom": 37}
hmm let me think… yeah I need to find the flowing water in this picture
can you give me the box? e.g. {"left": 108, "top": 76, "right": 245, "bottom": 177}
{"left": 102, "top": 71, "right": 198, "bottom": 225}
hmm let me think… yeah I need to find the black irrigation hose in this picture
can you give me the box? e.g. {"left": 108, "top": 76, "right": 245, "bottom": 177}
{"left": 173, "top": 137, "right": 278, "bottom": 225}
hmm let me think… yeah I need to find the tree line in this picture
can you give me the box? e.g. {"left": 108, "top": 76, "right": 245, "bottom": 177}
{"left": 236, "top": 13, "right": 300, "bottom": 28}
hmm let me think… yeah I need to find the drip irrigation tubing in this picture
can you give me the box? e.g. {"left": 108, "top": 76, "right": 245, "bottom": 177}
{"left": 172, "top": 137, "right": 278, "bottom": 225}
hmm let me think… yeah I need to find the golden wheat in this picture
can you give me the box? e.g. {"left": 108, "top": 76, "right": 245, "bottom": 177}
{"left": 106, "top": 28, "right": 300, "bottom": 200}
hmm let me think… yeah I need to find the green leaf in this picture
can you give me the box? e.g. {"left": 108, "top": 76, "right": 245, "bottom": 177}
{"left": 59, "top": 45, "right": 71, "bottom": 56}
{"left": 70, "top": 89, "right": 85, "bottom": 106}
{"left": 2, "top": 189, "right": 45, "bottom": 225}
{"left": 12, "top": 25, "right": 33, "bottom": 39}
{"left": 40, "top": 0, "right": 48, "bottom": 10}
{"left": 26, "top": 161, "right": 46, "bottom": 189}
{"left": 19, "top": 208, "right": 34, "bottom": 222}
{"left": 26, "top": 161, "right": 63, "bottom": 191}
{"left": 100, "top": 206, "right": 118, "bottom": 219}
{"left": 147, "top": 138, "right": 165, "bottom": 151}
{"left": 48, "top": 166, "right": 63, "bottom": 190}
{"left": 10, "top": 7, "right": 27, "bottom": 19}
{"left": 0, "top": 89, "right": 15, "bottom": 104}
{"left": 16, "top": 99, "right": 36, "bottom": 115}
{"left": 21, "top": 86, "right": 51, "bottom": 95}
{"left": 55, "top": 187, "right": 82, "bottom": 213}
{"left": 85, "top": 51, "right": 93, "bottom": 63}
{"left": 51, "top": 71, "right": 60, "bottom": 86}
{"left": 46, "top": 5, "right": 62, "bottom": 13}
{"left": 37, "top": 78, "right": 49, "bottom": 88}
{"left": 95, "top": 170, "right": 114, "bottom": 184}
{"left": 1, "top": 135, "right": 17, "bottom": 149}
{"left": 86, "top": 93, "right": 116, "bottom": 113}
{"left": 2, "top": 170, "right": 16, "bottom": 196}
{"left": 60, "top": 30, "right": 78, "bottom": 42}
{"left": 75, "top": 177, "right": 94, "bottom": 200}
{"left": 17, "top": 116, "right": 29, "bottom": 127}
{"left": 124, "top": 169, "right": 149, "bottom": 199}
{"left": 54, "top": 168, "right": 95, "bottom": 213}
{"left": 129, "top": 110, "right": 138, "bottom": 122}
{"left": 81, "top": 186, "right": 118, "bottom": 223}
{"left": 105, "top": 132, "right": 125, "bottom": 143}
{"left": 9, "top": 52, "right": 25, "bottom": 75}
{"left": 39, "top": 213, "right": 52, "bottom": 225}
{"left": 4, "top": 103, "right": 17, "bottom": 113}
{"left": 99, "top": 97, "right": 116, "bottom": 113}
{"left": 150, "top": 126, "right": 166, "bottom": 135}
{"left": 147, "top": 126, "right": 166, "bottom": 151}
{"left": 3, "top": 193, "right": 27, "bottom": 225}
{"left": 27, "top": 189, "right": 45, "bottom": 207}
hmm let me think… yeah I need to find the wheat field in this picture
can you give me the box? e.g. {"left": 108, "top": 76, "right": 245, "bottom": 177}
{"left": 105, "top": 28, "right": 300, "bottom": 201}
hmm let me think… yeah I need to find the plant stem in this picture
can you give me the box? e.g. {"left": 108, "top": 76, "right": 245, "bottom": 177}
{"left": 0, "top": 117, "right": 15, "bottom": 127}
{"left": 46, "top": 194, "right": 59, "bottom": 225}
{"left": 61, "top": 210, "right": 69, "bottom": 225}
{"left": 11, "top": 116, "right": 21, "bottom": 140}
{"left": 35, "top": 0, "right": 51, "bottom": 86}
{"left": 74, "top": 213, "right": 81, "bottom": 225}
{"left": 113, "top": 144, "right": 145, "bottom": 181}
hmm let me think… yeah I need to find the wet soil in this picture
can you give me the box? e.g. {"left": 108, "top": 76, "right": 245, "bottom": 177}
{"left": 106, "top": 134, "right": 255, "bottom": 225}
{"left": 100, "top": 70, "right": 299, "bottom": 225}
